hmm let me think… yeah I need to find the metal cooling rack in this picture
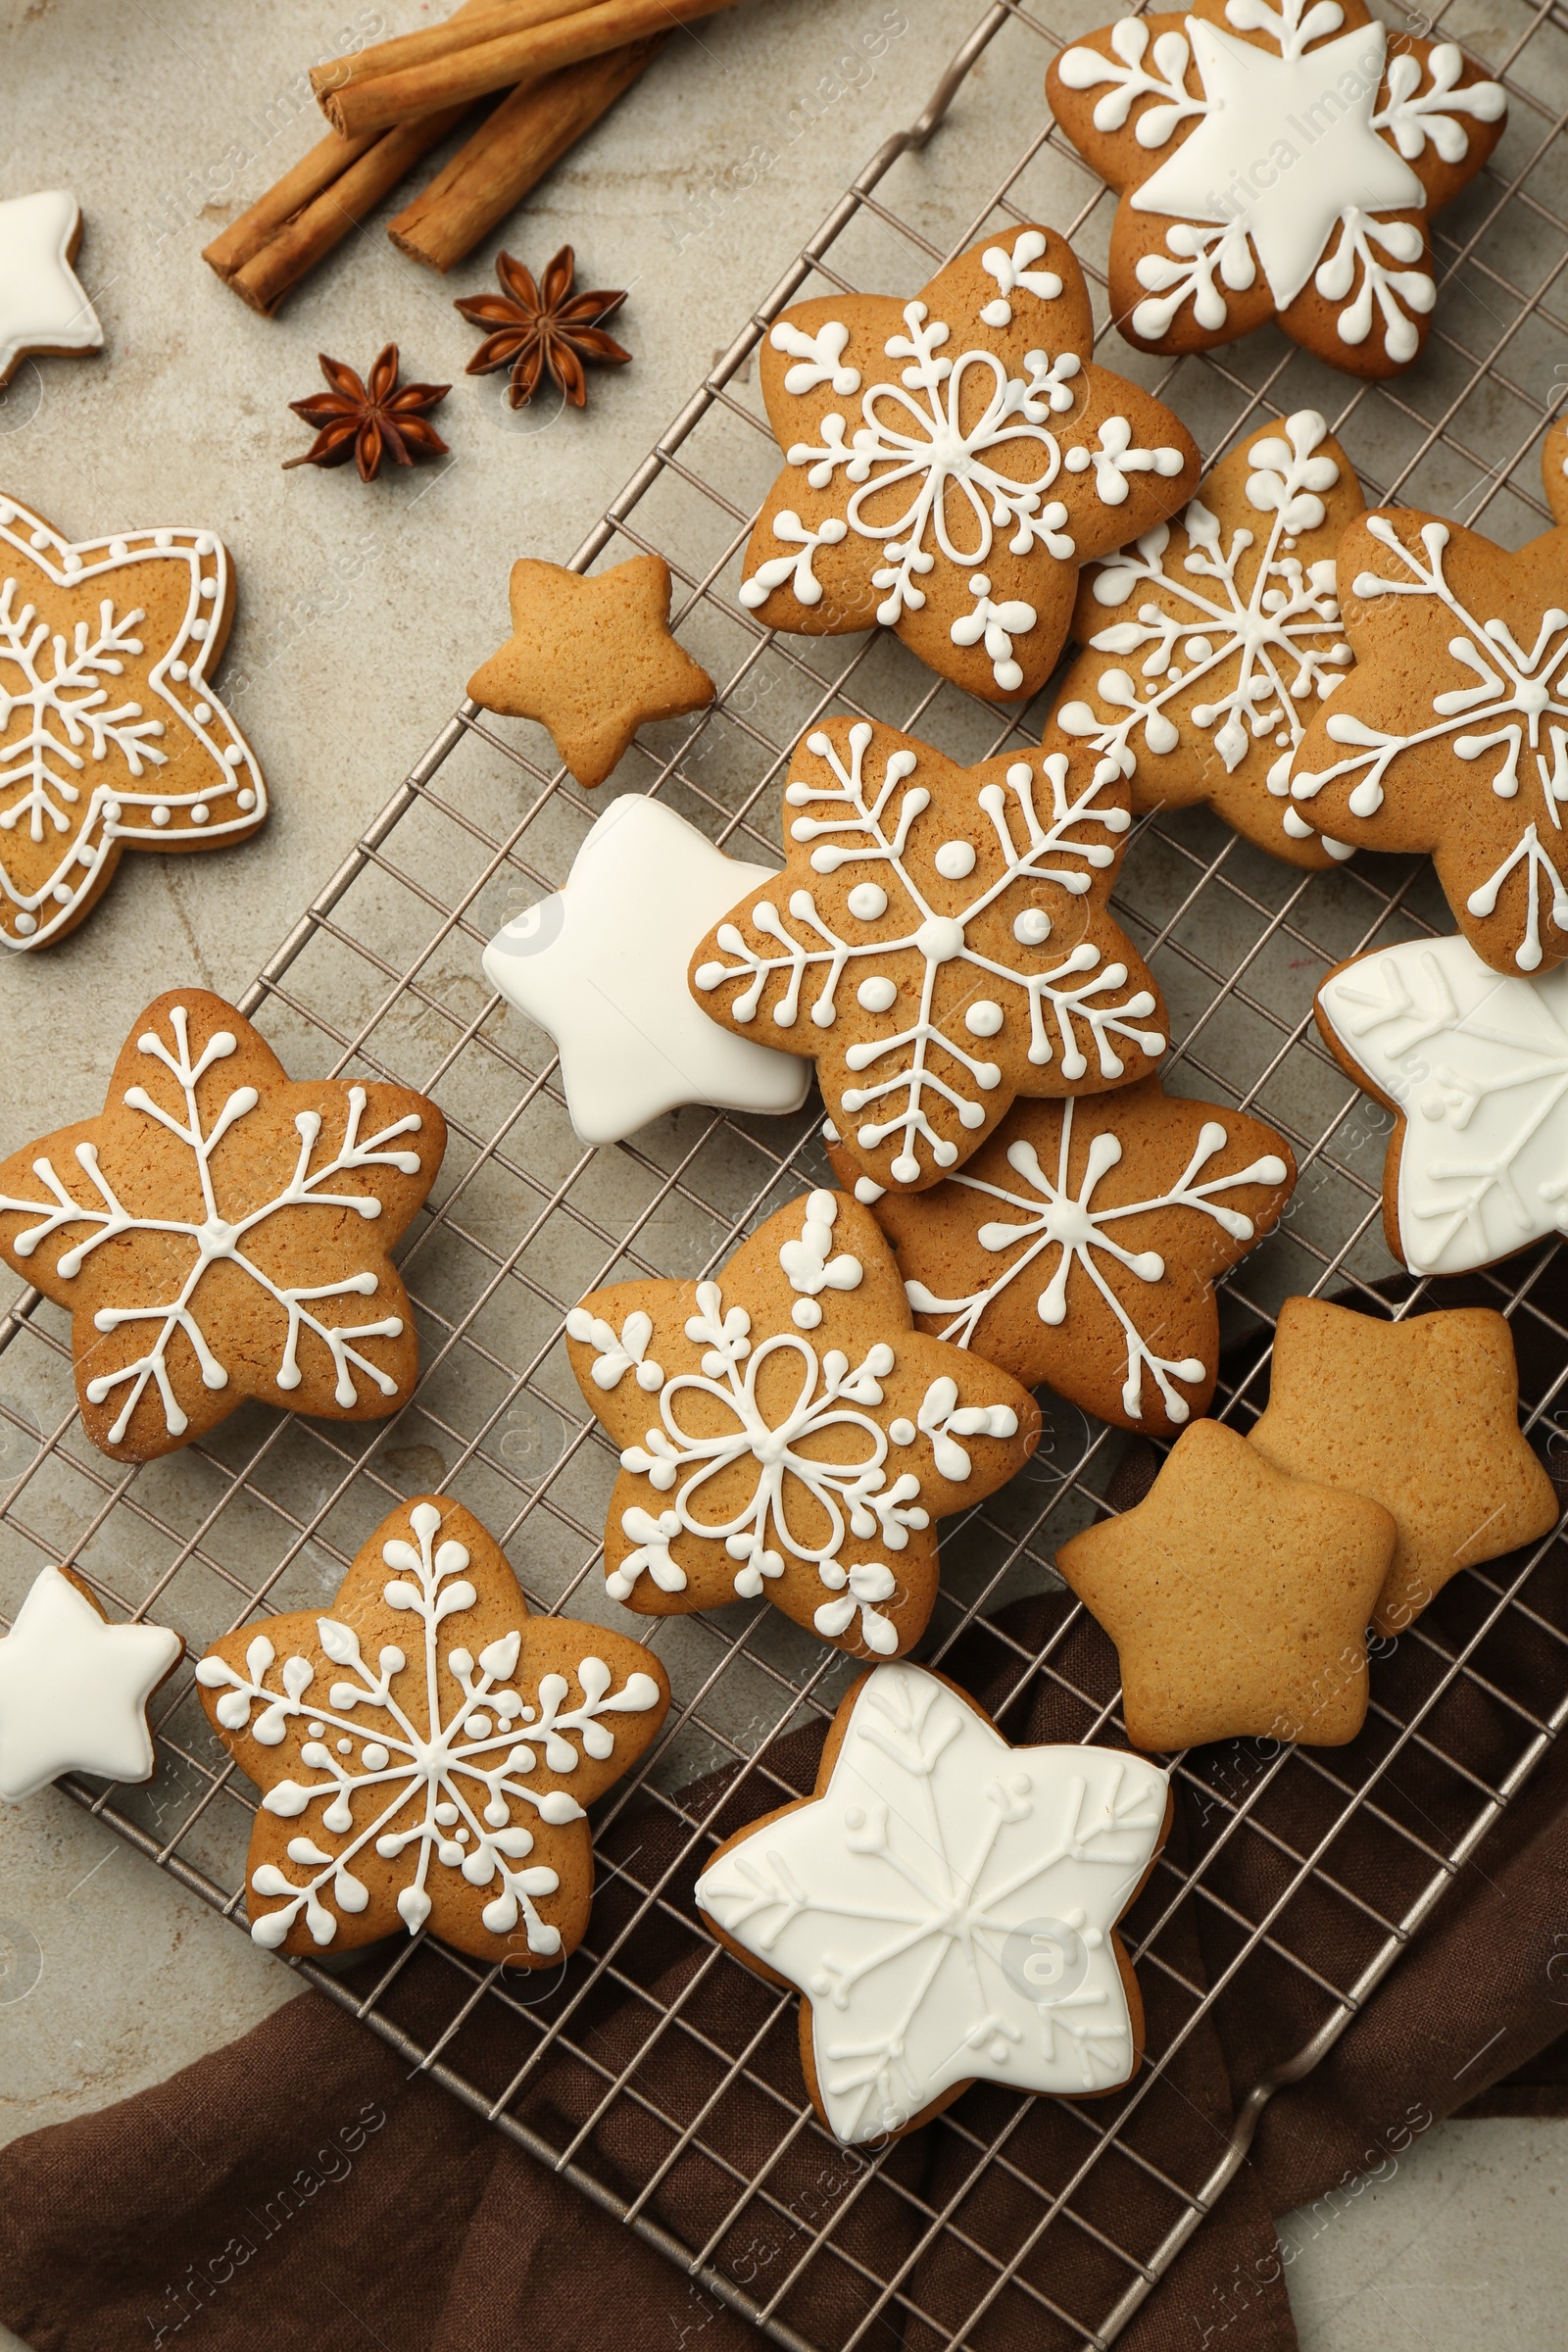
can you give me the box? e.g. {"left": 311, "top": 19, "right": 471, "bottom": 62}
{"left": 5, "top": 2, "right": 1568, "bottom": 2343}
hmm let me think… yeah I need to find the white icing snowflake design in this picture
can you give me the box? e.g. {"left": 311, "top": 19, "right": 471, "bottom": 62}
{"left": 1057, "top": 412, "right": 1355, "bottom": 860}
{"left": 0, "top": 1000, "right": 435, "bottom": 1452}
{"left": 897, "top": 1098, "right": 1289, "bottom": 1424}
{"left": 1316, "top": 933, "right": 1568, "bottom": 1273}
{"left": 692, "top": 721, "right": 1167, "bottom": 1191}
{"left": 696, "top": 1662, "right": 1169, "bottom": 2142}
{"left": 1292, "top": 517, "right": 1568, "bottom": 972}
{"left": 196, "top": 1501, "right": 664, "bottom": 1954}
{"left": 0, "top": 496, "right": 266, "bottom": 949}
{"left": 1054, "top": 0, "right": 1504, "bottom": 368}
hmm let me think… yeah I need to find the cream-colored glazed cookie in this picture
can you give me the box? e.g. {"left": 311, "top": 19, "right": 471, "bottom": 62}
{"left": 566, "top": 1190, "right": 1039, "bottom": 1660}
{"left": 737, "top": 225, "right": 1200, "bottom": 700}
{"left": 197, "top": 1495, "right": 668, "bottom": 1964}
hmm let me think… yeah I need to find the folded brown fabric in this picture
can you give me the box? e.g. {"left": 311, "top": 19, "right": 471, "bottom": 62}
{"left": 2, "top": 1277, "right": 1563, "bottom": 2352}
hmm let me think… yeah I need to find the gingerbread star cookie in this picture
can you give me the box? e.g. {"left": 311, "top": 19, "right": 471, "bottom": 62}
{"left": 0, "top": 191, "right": 103, "bottom": 385}
{"left": 0, "top": 990, "right": 446, "bottom": 1463}
{"left": 829, "top": 1077, "right": 1295, "bottom": 1436}
{"left": 1315, "top": 933, "right": 1568, "bottom": 1277}
{"left": 689, "top": 716, "right": 1168, "bottom": 1197}
{"left": 696, "top": 1661, "right": 1171, "bottom": 2142}
{"left": 565, "top": 1189, "right": 1039, "bottom": 1660}
{"left": 1289, "top": 477, "right": 1568, "bottom": 974}
{"left": 737, "top": 226, "right": 1200, "bottom": 700}
{"left": 1250, "top": 1298, "right": 1558, "bottom": 1634}
{"left": 467, "top": 553, "right": 714, "bottom": 789}
{"left": 0, "top": 1566, "right": 182, "bottom": 1803}
{"left": 1056, "top": 1419, "right": 1396, "bottom": 1749}
{"left": 1048, "top": 0, "right": 1505, "bottom": 377}
{"left": 196, "top": 1494, "right": 668, "bottom": 1963}
{"left": 1055, "top": 411, "right": 1362, "bottom": 868}
{"left": 0, "top": 492, "right": 266, "bottom": 950}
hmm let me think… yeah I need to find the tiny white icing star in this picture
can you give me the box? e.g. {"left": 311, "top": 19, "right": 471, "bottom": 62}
{"left": 0, "top": 1566, "right": 181, "bottom": 1802}
{"left": 0, "top": 191, "right": 104, "bottom": 385}
{"left": 483, "top": 796, "right": 808, "bottom": 1147}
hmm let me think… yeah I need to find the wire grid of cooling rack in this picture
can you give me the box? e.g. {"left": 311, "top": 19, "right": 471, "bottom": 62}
{"left": 5, "top": 1, "right": 1568, "bottom": 2344}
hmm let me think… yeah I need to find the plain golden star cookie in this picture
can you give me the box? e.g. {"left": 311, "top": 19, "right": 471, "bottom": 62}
{"left": 196, "top": 1494, "right": 669, "bottom": 1964}
{"left": 467, "top": 551, "right": 714, "bottom": 788}
{"left": 0, "top": 989, "right": 446, "bottom": 1463}
{"left": 1249, "top": 1298, "right": 1558, "bottom": 1634}
{"left": 565, "top": 1188, "right": 1039, "bottom": 1660}
{"left": 1055, "top": 1419, "right": 1396, "bottom": 1749}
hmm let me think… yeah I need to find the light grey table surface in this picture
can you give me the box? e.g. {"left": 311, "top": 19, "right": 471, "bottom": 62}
{"left": 1, "top": 0, "right": 1564, "bottom": 2343}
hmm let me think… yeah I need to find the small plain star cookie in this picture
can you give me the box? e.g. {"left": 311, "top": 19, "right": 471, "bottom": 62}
{"left": 0, "top": 1566, "right": 182, "bottom": 1803}
{"left": 1056, "top": 1418, "right": 1396, "bottom": 1749}
{"left": 467, "top": 552, "right": 715, "bottom": 788}
{"left": 1249, "top": 1298, "right": 1558, "bottom": 1632}
{"left": 696, "top": 1660, "right": 1172, "bottom": 2142}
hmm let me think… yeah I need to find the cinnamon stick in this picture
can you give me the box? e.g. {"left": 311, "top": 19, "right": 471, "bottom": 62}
{"left": 203, "top": 127, "right": 381, "bottom": 280}
{"left": 318, "top": 0, "right": 737, "bottom": 140}
{"left": 312, "top": 0, "right": 609, "bottom": 100}
{"left": 227, "top": 106, "right": 475, "bottom": 315}
{"left": 387, "top": 37, "right": 660, "bottom": 272}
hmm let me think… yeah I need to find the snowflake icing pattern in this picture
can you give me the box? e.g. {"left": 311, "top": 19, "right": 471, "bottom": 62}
{"left": 737, "top": 229, "right": 1198, "bottom": 702}
{"left": 1055, "top": 411, "right": 1359, "bottom": 867}
{"left": 0, "top": 993, "right": 444, "bottom": 1460}
{"left": 1292, "top": 515, "right": 1568, "bottom": 973}
{"left": 1051, "top": 0, "right": 1505, "bottom": 374}
{"left": 0, "top": 496, "right": 266, "bottom": 950}
{"left": 696, "top": 1662, "right": 1169, "bottom": 2142}
{"left": 195, "top": 1498, "right": 667, "bottom": 1961}
{"left": 1316, "top": 933, "right": 1568, "bottom": 1274}
{"left": 691, "top": 719, "right": 1168, "bottom": 1194}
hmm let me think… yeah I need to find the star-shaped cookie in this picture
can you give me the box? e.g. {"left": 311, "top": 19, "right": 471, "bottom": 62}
{"left": 1055, "top": 1419, "right": 1396, "bottom": 1749}
{"left": 1289, "top": 497, "right": 1568, "bottom": 973}
{"left": 196, "top": 1494, "right": 668, "bottom": 1963}
{"left": 0, "top": 1566, "right": 182, "bottom": 1802}
{"left": 1249, "top": 1298, "right": 1558, "bottom": 1633}
{"left": 0, "top": 492, "right": 267, "bottom": 950}
{"left": 1314, "top": 933, "right": 1568, "bottom": 1276}
{"left": 565, "top": 1189, "right": 1040, "bottom": 1659}
{"left": 482, "top": 795, "right": 808, "bottom": 1145}
{"left": 690, "top": 716, "right": 1168, "bottom": 1195}
{"left": 0, "top": 990, "right": 446, "bottom": 1463}
{"left": 1048, "top": 0, "right": 1505, "bottom": 376}
{"left": 1054, "top": 410, "right": 1362, "bottom": 868}
{"left": 0, "top": 191, "right": 103, "bottom": 385}
{"left": 696, "top": 1662, "right": 1171, "bottom": 2142}
{"left": 736, "top": 226, "right": 1199, "bottom": 700}
{"left": 829, "top": 1077, "right": 1294, "bottom": 1436}
{"left": 467, "top": 553, "right": 715, "bottom": 789}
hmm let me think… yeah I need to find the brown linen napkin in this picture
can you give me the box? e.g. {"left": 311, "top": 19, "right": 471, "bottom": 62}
{"left": 2, "top": 1277, "right": 1563, "bottom": 2352}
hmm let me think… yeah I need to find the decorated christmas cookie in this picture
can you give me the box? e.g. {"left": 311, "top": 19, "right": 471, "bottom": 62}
{"left": 483, "top": 796, "right": 808, "bottom": 1146}
{"left": 0, "top": 191, "right": 103, "bottom": 385}
{"left": 1289, "top": 496, "right": 1568, "bottom": 973}
{"left": 565, "top": 1190, "right": 1039, "bottom": 1660}
{"left": 1048, "top": 0, "right": 1505, "bottom": 377}
{"left": 0, "top": 1566, "right": 182, "bottom": 1803}
{"left": 689, "top": 716, "right": 1168, "bottom": 1197}
{"left": 1054, "top": 411, "right": 1362, "bottom": 867}
{"left": 1314, "top": 933, "right": 1568, "bottom": 1275}
{"left": 828, "top": 1077, "right": 1294, "bottom": 1435}
{"left": 1056, "top": 1419, "right": 1396, "bottom": 1749}
{"left": 1250, "top": 1298, "right": 1557, "bottom": 1633}
{"left": 468, "top": 553, "right": 714, "bottom": 789}
{"left": 0, "top": 494, "right": 267, "bottom": 950}
{"left": 196, "top": 1495, "right": 668, "bottom": 1962}
{"left": 0, "top": 991, "right": 446, "bottom": 1462}
{"left": 737, "top": 226, "right": 1200, "bottom": 700}
{"left": 696, "top": 1661, "right": 1171, "bottom": 2142}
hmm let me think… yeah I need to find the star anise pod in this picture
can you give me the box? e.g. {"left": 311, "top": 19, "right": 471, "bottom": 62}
{"left": 455, "top": 246, "right": 630, "bottom": 410}
{"left": 283, "top": 344, "right": 451, "bottom": 484}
